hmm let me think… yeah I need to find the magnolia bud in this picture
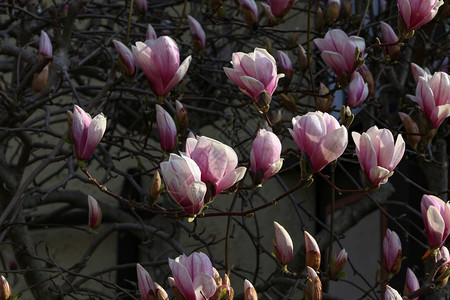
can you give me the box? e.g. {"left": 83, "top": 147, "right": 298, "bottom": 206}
{"left": 273, "top": 222, "right": 294, "bottom": 265}
{"left": 327, "top": 0, "right": 341, "bottom": 21}
{"left": 187, "top": 16, "right": 206, "bottom": 52}
{"left": 39, "top": 30, "right": 53, "bottom": 58}
{"left": 113, "top": 40, "right": 136, "bottom": 77}
{"left": 244, "top": 279, "right": 258, "bottom": 300}
{"left": 298, "top": 44, "right": 310, "bottom": 73}
{"left": 315, "top": 83, "right": 333, "bottom": 112}
{"left": 175, "top": 100, "right": 189, "bottom": 129}
{"left": 340, "top": 105, "right": 354, "bottom": 127}
{"left": 277, "top": 51, "right": 293, "bottom": 87}
{"left": 155, "top": 105, "right": 178, "bottom": 152}
{"left": 146, "top": 24, "right": 157, "bottom": 41}
{"left": 148, "top": 171, "right": 162, "bottom": 206}
{"left": 330, "top": 249, "right": 347, "bottom": 279}
{"left": 306, "top": 266, "right": 322, "bottom": 300}
{"left": 88, "top": 195, "right": 102, "bottom": 230}
{"left": 398, "top": 112, "right": 420, "bottom": 149}
{"left": 383, "top": 229, "right": 402, "bottom": 276}
{"left": 315, "top": 6, "right": 324, "bottom": 30}
{"left": 134, "top": 0, "right": 147, "bottom": 13}
{"left": 261, "top": 3, "right": 276, "bottom": 24}
{"left": 403, "top": 268, "right": 419, "bottom": 300}
{"left": 380, "top": 21, "right": 400, "bottom": 62}
{"left": 0, "top": 276, "right": 11, "bottom": 300}
{"left": 305, "top": 231, "right": 321, "bottom": 271}
{"left": 32, "top": 65, "right": 49, "bottom": 93}
{"left": 341, "top": 0, "right": 352, "bottom": 17}
{"left": 240, "top": 0, "right": 258, "bottom": 27}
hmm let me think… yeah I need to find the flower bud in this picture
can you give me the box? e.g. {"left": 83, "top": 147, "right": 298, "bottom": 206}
{"left": 347, "top": 72, "right": 368, "bottom": 108}
{"left": 385, "top": 285, "right": 402, "bottom": 300}
{"left": 398, "top": 112, "right": 420, "bottom": 149}
{"left": 148, "top": 171, "right": 162, "bottom": 206}
{"left": 305, "top": 231, "right": 321, "bottom": 271}
{"left": 156, "top": 105, "right": 178, "bottom": 152}
{"left": 403, "top": 268, "right": 419, "bottom": 300}
{"left": 175, "top": 100, "right": 189, "bottom": 129}
{"left": 330, "top": 249, "right": 347, "bottom": 279}
{"left": 261, "top": 3, "right": 276, "bottom": 24}
{"left": 327, "top": 0, "right": 341, "bottom": 21}
{"left": 0, "top": 276, "right": 11, "bottom": 300}
{"left": 146, "top": 24, "right": 157, "bottom": 41}
{"left": 298, "top": 44, "right": 310, "bottom": 73}
{"left": 113, "top": 40, "right": 135, "bottom": 77}
{"left": 315, "top": 83, "right": 333, "bottom": 112}
{"left": 305, "top": 266, "right": 322, "bottom": 300}
{"left": 341, "top": 0, "right": 352, "bottom": 18}
{"left": 273, "top": 222, "right": 293, "bottom": 265}
{"left": 88, "top": 195, "right": 102, "bottom": 230}
{"left": 277, "top": 50, "right": 293, "bottom": 87}
{"left": 239, "top": 0, "right": 258, "bottom": 27}
{"left": 383, "top": 229, "right": 402, "bottom": 275}
{"left": 244, "top": 279, "right": 258, "bottom": 300}
{"left": 188, "top": 16, "right": 206, "bottom": 52}
{"left": 380, "top": 21, "right": 400, "bottom": 62}
{"left": 134, "top": 0, "right": 147, "bottom": 13}
{"left": 315, "top": 6, "right": 324, "bottom": 30}
{"left": 435, "top": 246, "right": 450, "bottom": 287}
{"left": 340, "top": 105, "right": 354, "bottom": 127}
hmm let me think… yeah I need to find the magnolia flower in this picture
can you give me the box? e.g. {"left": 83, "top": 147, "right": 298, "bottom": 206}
{"left": 385, "top": 285, "right": 402, "bottom": 300}
{"left": 224, "top": 48, "right": 284, "bottom": 106}
{"left": 168, "top": 252, "right": 217, "bottom": 300}
{"left": 266, "top": 0, "right": 295, "bottom": 18}
{"left": 187, "top": 15, "right": 206, "bottom": 52}
{"left": 407, "top": 71, "right": 450, "bottom": 128}
{"left": 88, "top": 195, "right": 102, "bottom": 230}
{"left": 289, "top": 111, "right": 348, "bottom": 173}
{"left": 347, "top": 71, "right": 369, "bottom": 108}
{"left": 185, "top": 136, "right": 246, "bottom": 196}
{"left": 421, "top": 194, "right": 450, "bottom": 249}
{"left": 403, "top": 268, "right": 420, "bottom": 300}
{"left": 72, "top": 105, "right": 107, "bottom": 160}
{"left": 156, "top": 105, "right": 177, "bottom": 152}
{"left": 398, "top": 0, "right": 444, "bottom": 32}
{"left": 273, "top": 222, "right": 293, "bottom": 265}
{"left": 113, "top": 40, "right": 135, "bottom": 77}
{"left": 383, "top": 229, "right": 402, "bottom": 275}
{"left": 314, "top": 29, "right": 365, "bottom": 79}
{"left": 250, "top": 129, "right": 283, "bottom": 183}
{"left": 352, "top": 126, "right": 405, "bottom": 188}
{"left": 132, "top": 36, "right": 192, "bottom": 97}
{"left": 160, "top": 154, "right": 206, "bottom": 215}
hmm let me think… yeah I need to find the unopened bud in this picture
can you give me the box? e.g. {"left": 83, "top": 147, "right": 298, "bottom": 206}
{"left": 315, "top": 83, "right": 333, "bottom": 112}
{"left": 315, "top": 6, "right": 324, "bottom": 30}
{"left": 280, "top": 93, "right": 296, "bottom": 112}
{"left": 340, "top": 105, "right": 354, "bottom": 127}
{"left": 306, "top": 267, "right": 322, "bottom": 300}
{"left": 188, "top": 16, "right": 206, "bottom": 52}
{"left": 88, "top": 195, "right": 102, "bottom": 230}
{"left": 113, "top": 40, "right": 135, "bottom": 77}
{"left": 134, "top": 0, "right": 147, "bottom": 13}
{"left": 261, "top": 3, "right": 276, "bottom": 24}
{"left": 277, "top": 51, "right": 293, "bottom": 88}
{"left": 403, "top": 268, "right": 420, "bottom": 297}
{"left": 398, "top": 112, "right": 420, "bottom": 149}
{"left": 175, "top": 100, "right": 189, "bottom": 129}
{"left": 148, "top": 171, "right": 162, "bottom": 206}
{"left": 244, "top": 279, "right": 258, "bottom": 300}
{"left": 298, "top": 44, "right": 310, "bottom": 73}
{"left": 330, "top": 249, "right": 347, "bottom": 279}
{"left": 0, "top": 276, "right": 11, "bottom": 300}
{"left": 327, "top": 0, "right": 341, "bottom": 21}
{"left": 305, "top": 231, "right": 321, "bottom": 271}
{"left": 146, "top": 24, "right": 157, "bottom": 41}
{"left": 32, "top": 65, "right": 49, "bottom": 93}
{"left": 240, "top": 0, "right": 258, "bottom": 27}
{"left": 341, "top": 0, "right": 352, "bottom": 17}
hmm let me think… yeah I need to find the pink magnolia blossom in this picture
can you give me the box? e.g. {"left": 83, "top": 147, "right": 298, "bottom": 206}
{"left": 347, "top": 71, "right": 368, "bottom": 108}
{"left": 160, "top": 154, "right": 206, "bottom": 215}
{"left": 72, "top": 105, "right": 107, "bottom": 160}
{"left": 421, "top": 194, "right": 450, "bottom": 249}
{"left": 273, "top": 221, "right": 293, "bottom": 265}
{"left": 289, "top": 111, "right": 348, "bottom": 173}
{"left": 250, "top": 129, "right": 283, "bottom": 183}
{"left": 168, "top": 252, "right": 217, "bottom": 300}
{"left": 156, "top": 105, "right": 177, "bottom": 152}
{"left": 132, "top": 36, "right": 192, "bottom": 97}
{"left": 277, "top": 50, "right": 293, "bottom": 82}
{"left": 314, "top": 29, "right": 365, "bottom": 78}
{"left": 224, "top": 48, "right": 284, "bottom": 104}
{"left": 88, "top": 195, "right": 102, "bottom": 230}
{"left": 146, "top": 24, "right": 157, "bottom": 41}
{"left": 383, "top": 229, "right": 402, "bottom": 275}
{"left": 352, "top": 126, "right": 405, "bottom": 188}
{"left": 385, "top": 285, "right": 402, "bottom": 300}
{"left": 185, "top": 136, "right": 246, "bottom": 196}
{"left": 398, "top": 0, "right": 443, "bottom": 32}
{"left": 407, "top": 71, "right": 450, "bottom": 128}
{"left": 404, "top": 268, "right": 420, "bottom": 300}
{"left": 113, "top": 40, "right": 135, "bottom": 77}
{"left": 437, "top": 246, "right": 450, "bottom": 266}
{"left": 266, "top": 0, "right": 295, "bottom": 18}
{"left": 305, "top": 231, "right": 321, "bottom": 271}
{"left": 39, "top": 30, "right": 52, "bottom": 57}
{"left": 187, "top": 15, "right": 206, "bottom": 51}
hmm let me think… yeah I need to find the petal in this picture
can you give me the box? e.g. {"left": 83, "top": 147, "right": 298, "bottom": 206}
{"left": 168, "top": 259, "right": 196, "bottom": 300}
{"left": 81, "top": 113, "right": 107, "bottom": 159}
{"left": 389, "top": 134, "right": 405, "bottom": 170}
{"left": 357, "top": 132, "right": 378, "bottom": 174}
{"left": 263, "top": 158, "right": 284, "bottom": 181}
{"left": 162, "top": 55, "right": 192, "bottom": 96}
{"left": 151, "top": 36, "right": 180, "bottom": 85}
{"left": 430, "top": 104, "right": 450, "bottom": 128}
{"left": 426, "top": 205, "right": 445, "bottom": 248}
{"left": 321, "top": 51, "right": 347, "bottom": 75}
{"left": 215, "top": 167, "right": 247, "bottom": 195}
{"left": 310, "top": 126, "right": 348, "bottom": 172}
{"left": 369, "top": 166, "right": 391, "bottom": 187}
{"left": 185, "top": 181, "right": 206, "bottom": 215}
{"left": 240, "top": 76, "right": 265, "bottom": 100}
{"left": 193, "top": 274, "right": 217, "bottom": 300}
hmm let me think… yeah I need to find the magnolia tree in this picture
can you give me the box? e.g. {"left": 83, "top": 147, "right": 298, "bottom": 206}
{"left": 0, "top": 0, "right": 449, "bottom": 299}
